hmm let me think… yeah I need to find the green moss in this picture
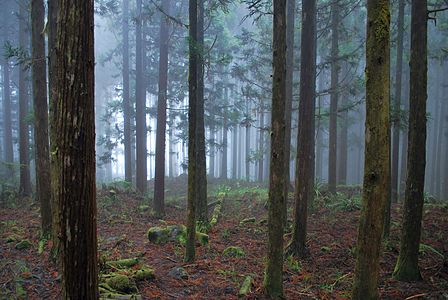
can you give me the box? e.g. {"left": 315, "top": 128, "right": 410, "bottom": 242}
{"left": 138, "top": 205, "right": 150, "bottom": 212}
{"left": 107, "top": 258, "right": 139, "bottom": 269}
{"left": 105, "top": 275, "right": 138, "bottom": 294}
{"left": 15, "top": 239, "right": 32, "bottom": 250}
{"left": 239, "top": 275, "right": 253, "bottom": 296}
{"left": 239, "top": 217, "right": 256, "bottom": 226}
{"left": 133, "top": 267, "right": 155, "bottom": 281}
{"left": 195, "top": 232, "right": 208, "bottom": 245}
{"left": 147, "top": 224, "right": 208, "bottom": 246}
{"left": 222, "top": 246, "right": 245, "bottom": 258}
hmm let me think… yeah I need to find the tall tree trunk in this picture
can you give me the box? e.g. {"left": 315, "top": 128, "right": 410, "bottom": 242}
{"left": 284, "top": 0, "right": 295, "bottom": 204}
{"left": 31, "top": 0, "right": 52, "bottom": 236}
{"left": 54, "top": 0, "right": 98, "bottom": 296}
{"left": 169, "top": 121, "right": 175, "bottom": 177}
{"left": 328, "top": 1, "right": 339, "bottom": 195}
{"left": 286, "top": 0, "right": 316, "bottom": 259}
{"left": 153, "top": 0, "right": 171, "bottom": 218}
{"left": 264, "top": 0, "right": 286, "bottom": 297}
{"left": 19, "top": 0, "right": 32, "bottom": 197}
{"left": 434, "top": 68, "right": 445, "bottom": 198}
{"left": 399, "top": 63, "right": 410, "bottom": 199}
{"left": 352, "top": 1, "right": 390, "bottom": 298}
{"left": 245, "top": 103, "right": 251, "bottom": 181}
{"left": 186, "top": 0, "right": 198, "bottom": 262}
{"left": 48, "top": 0, "right": 60, "bottom": 261}
{"left": 122, "top": 0, "right": 132, "bottom": 183}
{"left": 196, "top": 0, "right": 207, "bottom": 223}
{"left": 232, "top": 124, "right": 238, "bottom": 179}
{"left": 393, "top": 0, "right": 427, "bottom": 281}
{"left": 135, "top": 0, "right": 147, "bottom": 193}
{"left": 315, "top": 68, "right": 325, "bottom": 181}
{"left": 391, "top": 0, "right": 405, "bottom": 204}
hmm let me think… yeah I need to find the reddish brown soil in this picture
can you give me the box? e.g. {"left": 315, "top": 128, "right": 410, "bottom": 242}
{"left": 1, "top": 185, "right": 447, "bottom": 299}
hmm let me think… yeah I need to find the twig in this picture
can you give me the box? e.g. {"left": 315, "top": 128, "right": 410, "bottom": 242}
{"left": 405, "top": 294, "right": 427, "bottom": 300}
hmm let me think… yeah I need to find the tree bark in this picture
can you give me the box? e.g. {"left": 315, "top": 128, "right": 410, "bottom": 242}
{"left": 122, "top": 0, "right": 132, "bottom": 183}
{"left": 153, "top": 0, "right": 171, "bottom": 217}
{"left": 31, "top": 0, "right": 52, "bottom": 236}
{"left": 186, "top": 0, "right": 198, "bottom": 262}
{"left": 352, "top": 1, "right": 390, "bottom": 298}
{"left": 258, "top": 105, "right": 264, "bottom": 182}
{"left": 286, "top": 0, "right": 316, "bottom": 259}
{"left": 393, "top": 0, "right": 427, "bottom": 282}
{"left": 264, "top": 0, "right": 286, "bottom": 297}
{"left": 54, "top": 0, "right": 98, "bottom": 297}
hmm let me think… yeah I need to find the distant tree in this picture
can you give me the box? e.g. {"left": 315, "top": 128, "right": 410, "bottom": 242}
{"left": 328, "top": 0, "right": 339, "bottom": 195}
{"left": 352, "top": 0, "right": 390, "bottom": 298}
{"left": 286, "top": 0, "right": 316, "bottom": 259}
{"left": 1, "top": 4, "right": 14, "bottom": 178}
{"left": 31, "top": 0, "right": 52, "bottom": 236}
{"left": 122, "top": 0, "right": 132, "bottom": 183}
{"left": 135, "top": 0, "right": 147, "bottom": 193}
{"left": 53, "top": 0, "right": 98, "bottom": 297}
{"left": 264, "top": 0, "right": 286, "bottom": 297}
{"left": 154, "top": 0, "right": 172, "bottom": 218}
{"left": 186, "top": 0, "right": 199, "bottom": 263}
{"left": 18, "top": 0, "right": 32, "bottom": 197}
{"left": 393, "top": 0, "right": 427, "bottom": 282}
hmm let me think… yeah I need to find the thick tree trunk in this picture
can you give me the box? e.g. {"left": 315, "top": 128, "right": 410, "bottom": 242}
{"left": 393, "top": 0, "right": 427, "bottom": 282}
{"left": 31, "top": 0, "right": 52, "bottom": 236}
{"left": 122, "top": 0, "right": 132, "bottom": 183}
{"left": 135, "top": 0, "right": 147, "bottom": 193}
{"left": 54, "top": 0, "right": 98, "bottom": 297}
{"left": 153, "top": 0, "right": 171, "bottom": 217}
{"left": 2, "top": 58, "right": 14, "bottom": 177}
{"left": 315, "top": 69, "right": 325, "bottom": 181}
{"left": 209, "top": 124, "right": 215, "bottom": 177}
{"left": 328, "top": 1, "right": 339, "bottom": 195}
{"left": 186, "top": 0, "right": 198, "bottom": 262}
{"left": 19, "top": 1, "right": 32, "bottom": 197}
{"left": 352, "top": 1, "right": 390, "bottom": 298}
{"left": 264, "top": 0, "right": 286, "bottom": 297}
{"left": 286, "top": 0, "right": 316, "bottom": 259}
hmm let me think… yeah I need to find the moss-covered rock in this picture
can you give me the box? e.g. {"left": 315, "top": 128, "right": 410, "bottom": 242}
{"left": 168, "top": 267, "right": 188, "bottom": 280}
{"left": 15, "top": 239, "right": 32, "bottom": 250}
{"left": 137, "top": 205, "right": 150, "bottom": 213}
{"left": 223, "top": 246, "right": 245, "bottom": 258}
{"left": 105, "top": 275, "right": 138, "bottom": 294}
{"left": 147, "top": 224, "right": 208, "bottom": 246}
{"left": 132, "top": 267, "right": 155, "bottom": 281}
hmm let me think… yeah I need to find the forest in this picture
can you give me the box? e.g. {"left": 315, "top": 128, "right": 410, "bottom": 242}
{"left": 0, "top": 0, "right": 447, "bottom": 299}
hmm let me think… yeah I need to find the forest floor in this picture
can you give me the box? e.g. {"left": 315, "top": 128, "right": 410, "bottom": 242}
{"left": 1, "top": 176, "right": 447, "bottom": 299}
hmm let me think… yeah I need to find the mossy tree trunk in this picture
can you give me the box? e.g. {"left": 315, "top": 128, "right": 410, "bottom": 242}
{"left": 31, "top": 0, "right": 52, "bottom": 236}
{"left": 263, "top": 0, "right": 286, "bottom": 297}
{"left": 185, "top": 0, "right": 198, "bottom": 263}
{"left": 54, "top": 0, "right": 98, "bottom": 297}
{"left": 393, "top": 0, "right": 427, "bottom": 282}
{"left": 352, "top": 0, "right": 390, "bottom": 298}
{"left": 153, "top": 0, "right": 171, "bottom": 218}
{"left": 286, "top": 0, "right": 316, "bottom": 259}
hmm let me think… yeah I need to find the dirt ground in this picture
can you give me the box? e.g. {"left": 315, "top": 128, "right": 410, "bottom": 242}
{"left": 1, "top": 180, "right": 447, "bottom": 299}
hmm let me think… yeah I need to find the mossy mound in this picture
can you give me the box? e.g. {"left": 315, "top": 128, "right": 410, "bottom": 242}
{"left": 105, "top": 275, "right": 138, "bottom": 294}
{"left": 107, "top": 258, "right": 139, "bottom": 269}
{"left": 239, "top": 217, "right": 256, "bottom": 226}
{"left": 222, "top": 246, "right": 245, "bottom": 258}
{"left": 15, "top": 239, "right": 32, "bottom": 250}
{"left": 147, "top": 224, "right": 208, "bottom": 246}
